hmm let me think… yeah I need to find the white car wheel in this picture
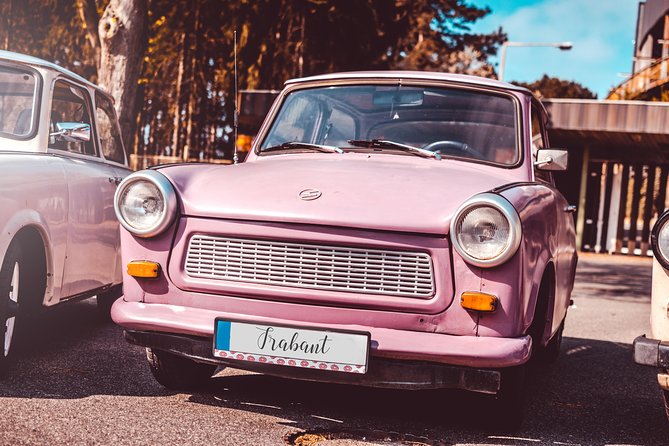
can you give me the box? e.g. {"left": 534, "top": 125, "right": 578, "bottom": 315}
{"left": 3, "top": 261, "right": 19, "bottom": 357}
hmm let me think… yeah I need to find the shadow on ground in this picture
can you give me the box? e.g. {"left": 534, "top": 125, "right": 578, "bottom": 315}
{"left": 0, "top": 299, "right": 169, "bottom": 399}
{"left": 0, "top": 299, "right": 663, "bottom": 444}
{"left": 181, "top": 335, "right": 668, "bottom": 445}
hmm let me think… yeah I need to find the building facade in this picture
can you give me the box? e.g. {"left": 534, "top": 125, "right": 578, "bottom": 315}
{"left": 553, "top": 0, "right": 669, "bottom": 256}
{"left": 609, "top": 0, "right": 669, "bottom": 100}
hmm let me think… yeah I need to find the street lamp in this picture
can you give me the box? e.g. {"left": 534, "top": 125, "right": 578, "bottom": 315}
{"left": 498, "top": 41, "right": 573, "bottom": 82}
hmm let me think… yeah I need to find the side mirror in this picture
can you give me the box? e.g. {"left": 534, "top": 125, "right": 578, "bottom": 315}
{"left": 50, "top": 122, "right": 91, "bottom": 143}
{"left": 535, "top": 148, "right": 568, "bottom": 171}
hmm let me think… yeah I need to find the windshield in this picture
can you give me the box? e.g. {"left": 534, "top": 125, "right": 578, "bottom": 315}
{"left": 260, "top": 84, "right": 520, "bottom": 165}
{"left": 0, "top": 65, "right": 38, "bottom": 139}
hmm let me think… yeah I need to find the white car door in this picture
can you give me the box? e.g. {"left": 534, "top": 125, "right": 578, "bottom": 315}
{"left": 95, "top": 91, "right": 132, "bottom": 286}
{"left": 49, "top": 79, "right": 119, "bottom": 298}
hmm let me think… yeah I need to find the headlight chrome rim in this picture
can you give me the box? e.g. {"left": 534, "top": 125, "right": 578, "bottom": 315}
{"left": 450, "top": 193, "right": 522, "bottom": 268}
{"left": 114, "top": 170, "right": 177, "bottom": 238}
{"left": 651, "top": 210, "right": 669, "bottom": 269}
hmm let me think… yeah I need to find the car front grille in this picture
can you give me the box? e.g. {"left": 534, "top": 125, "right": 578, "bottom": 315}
{"left": 184, "top": 235, "right": 435, "bottom": 298}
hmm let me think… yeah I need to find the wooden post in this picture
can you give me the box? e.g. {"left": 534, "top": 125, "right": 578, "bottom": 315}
{"left": 615, "top": 164, "right": 630, "bottom": 253}
{"left": 598, "top": 162, "right": 615, "bottom": 252}
{"left": 640, "top": 165, "right": 657, "bottom": 255}
{"left": 657, "top": 166, "right": 668, "bottom": 214}
{"left": 575, "top": 146, "right": 590, "bottom": 251}
{"left": 627, "top": 164, "right": 644, "bottom": 254}
{"left": 606, "top": 163, "right": 623, "bottom": 253}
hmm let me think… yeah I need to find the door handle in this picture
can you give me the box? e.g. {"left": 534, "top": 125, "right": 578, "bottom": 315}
{"left": 565, "top": 205, "right": 577, "bottom": 213}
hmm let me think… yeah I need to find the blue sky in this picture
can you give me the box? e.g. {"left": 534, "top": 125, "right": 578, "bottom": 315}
{"left": 469, "top": 0, "right": 640, "bottom": 98}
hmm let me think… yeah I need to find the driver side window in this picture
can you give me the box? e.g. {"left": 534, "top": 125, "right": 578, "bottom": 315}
{"left": 269, "top": 95, "right": 319, "bottom": 144}
{"left": 49, "top": 80, "right": 97, "bottom": 156}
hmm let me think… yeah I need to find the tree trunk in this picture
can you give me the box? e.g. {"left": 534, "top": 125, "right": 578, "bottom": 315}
{"left": 171, "top": 32, "right": 186, "bottom": 158}
{"left": 97, "top": 0, "right": 148, "bottom": 156}
{"left": 75, "top": 0, "right": 101, "bottom": 66}
{"left": 182, "top": 2, "right": 201, "bottom": 162}
{"left": 4, "top": 0, "right": 12, "bottom": 51}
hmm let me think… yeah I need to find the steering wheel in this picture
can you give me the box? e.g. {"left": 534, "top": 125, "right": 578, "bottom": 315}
{"left": 422, "top": 140, "right": 485, "bottom": 160}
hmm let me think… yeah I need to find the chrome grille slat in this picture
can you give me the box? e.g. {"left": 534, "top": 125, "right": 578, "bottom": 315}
{"left": 185, "top": 259, "right": 434, "bottom": 279}
{"left": 188, "top": 245, "right": 432, "bottom": 263}
{"left": 185, "top": 266, "right": 434, "bottom": 285}
{"left": 184, "top": 235, "right": 435, "bottom": 298}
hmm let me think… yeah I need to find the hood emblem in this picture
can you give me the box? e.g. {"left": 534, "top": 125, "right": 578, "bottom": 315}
{"left": 298, "top": 189, "right": 322, "bottom": 201}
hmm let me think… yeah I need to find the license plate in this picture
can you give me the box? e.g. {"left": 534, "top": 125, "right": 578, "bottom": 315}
{"left": 213, "top": 319, "right": 370, "bottom": 374}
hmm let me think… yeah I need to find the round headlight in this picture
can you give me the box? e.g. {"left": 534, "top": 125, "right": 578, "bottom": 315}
{"left": 652, "top": 211, "right": 669, "bottom": 269}
{"left": 114, "top": 170, "right": 177, "bottom": 237}
{"left": 450, "top": 193, "right": 521, "bottom": 268}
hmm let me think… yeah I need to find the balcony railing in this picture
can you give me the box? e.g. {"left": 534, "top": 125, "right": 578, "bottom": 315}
{"left": 608, "top": 56, "right": 669, "bottom": 100}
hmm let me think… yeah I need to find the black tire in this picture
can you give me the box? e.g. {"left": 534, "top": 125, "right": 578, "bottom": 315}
{"left": 528, "top": 271, "right": 564, "bottom": 365}
{"left": 662, "top": 389, "right": 669, "bottom": 421}
{"left": 488, "top": 365, "right": 527, "bottom": 432}
{"left": 146, "top": 348, "right": 217, "bottom": 391}
{"left": 0, "top": 242, "right": 40, "bottom": 374}
{"left": 96, "top": 284, "right": 123, "bottom": 322}
{"left": 538, "top": 321, "right": 564, "bottom": 364}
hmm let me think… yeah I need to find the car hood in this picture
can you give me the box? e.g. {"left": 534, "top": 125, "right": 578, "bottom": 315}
{"left": 159, "top": 154, "right": 524, "bottom": 235}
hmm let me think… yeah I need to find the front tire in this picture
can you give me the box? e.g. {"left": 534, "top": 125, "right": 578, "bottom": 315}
{"left": 538, "top": 321, "right": 564, "bottom": 364}
{"left": 528, "top": 271, "right": 564, "bottom": 364}
{"left": 146, "top": 348, "right": 217, "bottom": 391}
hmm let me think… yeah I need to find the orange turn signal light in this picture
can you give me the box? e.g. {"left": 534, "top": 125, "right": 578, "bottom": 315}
{"left": 127, "top": 261, "right": 160, "bottom": 278}
{"left": 460, "top": 291, "right": 498, "bottom": 312}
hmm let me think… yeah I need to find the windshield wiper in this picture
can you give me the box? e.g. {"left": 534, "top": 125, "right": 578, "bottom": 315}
{"left": 263, "top": 142, "right": 343, "bottom": 154}
{"left": 347, "top": 139, "right": 441, "bottom": 160}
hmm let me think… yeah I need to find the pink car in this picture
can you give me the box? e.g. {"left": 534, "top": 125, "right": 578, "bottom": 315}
{"left": 112, "top": 72, "right": 577, "bottom": 425}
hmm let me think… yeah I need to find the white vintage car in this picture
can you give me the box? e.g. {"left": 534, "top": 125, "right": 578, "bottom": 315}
{"left": 635, "top": 209, "right": 669, "bottom": 419}
{"left": 0, "top": 51, "right": 130, "bottom": 371}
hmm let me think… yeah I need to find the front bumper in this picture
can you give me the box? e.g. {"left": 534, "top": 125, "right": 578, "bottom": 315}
{"left": 125, "top": 329, "right": 504, "bottom": 393}
{"left": 633, "top": 335, "right": 669, "bottom": 368}
{"left": 113, "top": 298, "right": 531, "bottom": 377}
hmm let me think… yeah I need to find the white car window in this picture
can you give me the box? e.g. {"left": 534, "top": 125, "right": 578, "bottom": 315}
{"left": 95, "top": 93, "right": 125, "bottom": 164}
{"left": 0, "top": 66, "right": 37, "bottom": 138}
{"left": 49, "top": 80, "right": 97, "bottom": 157}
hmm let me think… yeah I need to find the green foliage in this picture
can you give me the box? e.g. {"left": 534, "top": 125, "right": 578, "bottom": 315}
{"left": 513, "top": 75, "right": 597, "bottom": 100}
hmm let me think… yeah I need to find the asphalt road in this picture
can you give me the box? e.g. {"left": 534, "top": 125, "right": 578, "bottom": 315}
{"left": 0, "top": 253, "right": 665, "bottom": 446}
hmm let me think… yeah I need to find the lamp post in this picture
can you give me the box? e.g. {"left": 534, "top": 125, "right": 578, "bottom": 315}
{"left": 498, "top": 41, "right": 573, "bottom": 82}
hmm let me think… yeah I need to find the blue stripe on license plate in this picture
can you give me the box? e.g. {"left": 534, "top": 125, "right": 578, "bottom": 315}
{"left": 215, "top": 320, "right": 231, "bottom": 351}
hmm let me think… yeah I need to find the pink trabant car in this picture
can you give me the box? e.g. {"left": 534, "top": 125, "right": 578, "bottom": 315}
{"left": 112, "top": 72, "right": 577, "bottom": 425}
{"left": 0, "top": 51, "right": 129, "bottom": 371}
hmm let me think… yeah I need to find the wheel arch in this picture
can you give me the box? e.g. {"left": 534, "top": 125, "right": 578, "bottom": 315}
{"left": 527, "top": 261, "right": 557, "bottom": 348}
{"left": 0, "top": 211, "right": 54, "bottom": 307}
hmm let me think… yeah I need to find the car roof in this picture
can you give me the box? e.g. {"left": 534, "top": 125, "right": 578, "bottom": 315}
{"left": 0, "top": 50, "right": 106, "bottom": 94}
{"left": 285, "top": 71, "right": 533, "bottom": 95}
